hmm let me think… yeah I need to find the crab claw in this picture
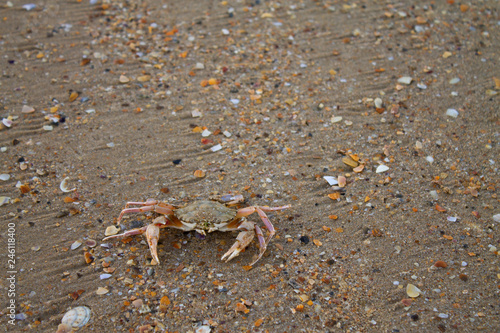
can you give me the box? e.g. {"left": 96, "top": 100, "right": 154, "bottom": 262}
{"left": 222, "top": 221, "right": 267, "bottom": 265}
{"left": 146, "top": 223, "right": 160, "bottom": 265}
{"left": 221, "top": 230, "right": 255, "bottom": 263}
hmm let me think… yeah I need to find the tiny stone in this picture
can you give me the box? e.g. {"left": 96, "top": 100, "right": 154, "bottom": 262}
{"left": 449, "top": 77, "right": 460, "bottom": 84}
{"left": 374, "top": 98, "right": 383, "bottom": 108}
{"left": 426, "top": 156, "right": 434, "bottom": 163}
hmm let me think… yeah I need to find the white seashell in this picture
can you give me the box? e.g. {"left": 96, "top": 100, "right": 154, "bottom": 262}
{"left": 60, "top": 177, "right": 76, "bottom": 192}
{"left": 0, "top": 174, "right": 10, "bottom": 181}
{"left": 330, "top": 116, "right": 343, "bottom": 123}
{"left": 201, "top": 129, "right": 211, "bottom": 137}
{"left": 0, "top": 196, "right": 10, "bottom": 206}
{"left": 61, "top": 306, "right": 91, "bottom": 328}
{"left": 22, "top": 105, "right": 35, "bottom": 113}
{"left": 210, "top": 144, "right": 222, "bottom": 152}
{"left": 70, "top": 241, "right": 82, "bottom": 250}
{"left": 446, "top": 108, "right": 459, "bottom": 118}
{"left": 397, "top": 76, "right": 412, "bottom": 85}
{"left": 2, "top": 118, "right": 13, "bottom": 127}
{"left": 323, "top": 176, "right": 338, "bottom": 186}
{"left": 406, "top": 284, "right": 421, "bottom": 298}
{"left": 375, "top": 165, "right": 389, "bottom": 173}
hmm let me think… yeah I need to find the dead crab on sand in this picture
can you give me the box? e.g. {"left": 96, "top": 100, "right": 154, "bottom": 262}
{"left": 103, "top": 195, "right": 290, "bottom": 265}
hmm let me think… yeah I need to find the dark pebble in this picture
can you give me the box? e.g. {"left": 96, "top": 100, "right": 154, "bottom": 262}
{"left": 299, "top": 235, "right": 310, "bottom": 244}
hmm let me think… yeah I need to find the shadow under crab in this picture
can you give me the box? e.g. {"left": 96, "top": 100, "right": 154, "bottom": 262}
{"left": 103, "top": 195, "right": 290, "bottom": 265}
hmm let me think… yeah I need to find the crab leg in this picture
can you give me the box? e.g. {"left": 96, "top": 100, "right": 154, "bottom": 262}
{"left": 236, "top": 204, "right": 290, "bottom": 236}
{"left": 116, "top": 201, "right": 174, "bottom": 225}
{"left": 103, "top": 216, "right": 171, "bottom": 265}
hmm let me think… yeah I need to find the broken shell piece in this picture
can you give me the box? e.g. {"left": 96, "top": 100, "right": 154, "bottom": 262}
{"left": 96, "top": 287, "right": 109, "bottom": 295}
{"left": 22, "top": 105, "right": 35, "bottom": 113}
{"left": 2, "top": 118, "right": 12, "bottom": 128}
{"left": 342, "top": 156, "right": 358, "bottom": 168}
{"left": 397, "top": 76, "right": 413, "bottom": 85}
{"left": 406, "top": 284, "right": 421, "bottom": 298}
{"left": 56, "top": 323, "right": 72, "bottom": 333}
{"left": 61, "top": 306, "right": 91, "bottom": 328}
{"left": 376, "top": 165, "right": 389, "bottom": 173}
{"left": 105, "top": 225, "right": 120, "bottom": 236}
{"left": 338, "top": 176, "right": 347, "bottom": 187}
{"left": 119, "top": 75, "right": 130, "bottom": 83}
{"left": 323, "top": 176, "right": 338, "bottom": 186}
{"left": 0, "top": 196, "right": 11, "bottom": 206}
{"left": 60, "top": 177, "right": 76, "bottom": 192}
{"left": 70, "top": 241, "right": 82, "bottom": 250}
{"left": 210, "top": 144, "right": 222, "bottom": 152}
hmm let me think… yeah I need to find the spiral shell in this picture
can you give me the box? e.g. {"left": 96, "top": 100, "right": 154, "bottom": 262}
{"left": 61, "top": 306, "right": 91, "bottom": 328}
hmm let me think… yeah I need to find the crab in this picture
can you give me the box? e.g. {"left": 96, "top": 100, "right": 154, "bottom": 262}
{"left": 103, "top": 195, "right": 290, "bottom": 266}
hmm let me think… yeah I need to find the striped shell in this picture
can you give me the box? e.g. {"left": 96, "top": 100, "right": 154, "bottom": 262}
{"left": 61, "top": 306, "right": 91, "bottom": 328}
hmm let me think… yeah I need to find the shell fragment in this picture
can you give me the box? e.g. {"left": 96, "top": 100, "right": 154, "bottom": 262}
{"left": 60, "top": 177, "right": 76, "bottom": 192}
